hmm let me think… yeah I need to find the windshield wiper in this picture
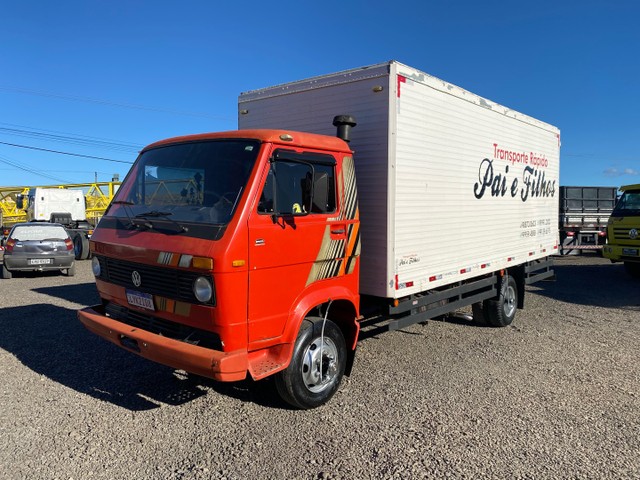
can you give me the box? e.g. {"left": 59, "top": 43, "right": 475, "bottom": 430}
{"left": 111, "top": 200, "right": 137, "bottom": 229}
{"left": 134, "top": 211, "right": 188, "bottom": 234}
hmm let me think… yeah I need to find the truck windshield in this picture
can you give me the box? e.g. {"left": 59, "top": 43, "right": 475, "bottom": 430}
{"left": 612, "top": 190, "right": 640, "bottom": 216}
{"left": 108, "top": 139, "right": 260, "bottom": 226}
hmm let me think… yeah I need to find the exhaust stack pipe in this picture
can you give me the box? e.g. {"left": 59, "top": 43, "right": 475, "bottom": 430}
{"left": 333, "top": 115, "right": 357, "bottom": 143}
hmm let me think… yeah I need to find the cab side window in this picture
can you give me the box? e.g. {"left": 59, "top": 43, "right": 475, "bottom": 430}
{"left": 310, "top": 164, "right": 336, "bottom": 214}
{"left": 257, "top": 154, "right": 337, "bottom": 215}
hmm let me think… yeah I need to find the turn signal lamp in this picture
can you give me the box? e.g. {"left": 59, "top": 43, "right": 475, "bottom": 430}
{"left": 192, "top": 257, "right": 213, "bottom": 270}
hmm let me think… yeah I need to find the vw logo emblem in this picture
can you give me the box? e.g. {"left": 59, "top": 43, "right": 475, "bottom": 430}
{"left": 630, "top": 229, "right": 639, "bottom": 240}
{"left": 131, "top": 270, "right": 142, "bottom": 287}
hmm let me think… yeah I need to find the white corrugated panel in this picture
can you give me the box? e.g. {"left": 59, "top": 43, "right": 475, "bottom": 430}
{"left": 390, "top": 62, "right": 559, "bottom": 297}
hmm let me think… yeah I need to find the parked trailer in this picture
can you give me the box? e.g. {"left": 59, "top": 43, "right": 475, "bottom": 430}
{"left": 79, "top": 61, "right": 560, "bottom": 408}
{"left": 559, "top": 186, "right": 617, "bottom": 255}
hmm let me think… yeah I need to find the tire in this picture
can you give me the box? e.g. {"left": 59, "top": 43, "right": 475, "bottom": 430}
{"left": 73, "top": 234, "right": 90, "bottom": 260}
{"left": 485, "top": 275, "right": 518, "bottom": 327}
{"left": 1, "top": 263, "right": 12, "bottom": 279}
{"left": 275, "top": 317, "right": 347, "bottom": 409}
{"left": 65, "top": 262, "right": 76, "bottom": 277}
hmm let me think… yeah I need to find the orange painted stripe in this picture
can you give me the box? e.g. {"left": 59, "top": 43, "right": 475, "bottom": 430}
{"left": 339, "top": 212, "right": 360, "bottom": 276}
{"left": 169, "top": 254, "right": 180, "bottom": 267}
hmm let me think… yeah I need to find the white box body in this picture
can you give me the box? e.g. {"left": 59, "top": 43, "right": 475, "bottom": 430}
{"left": 239, "top": 61, "right": 560, "bottom": 299}
{"left": 29, "top": 188, "right": 86, "bottom": 222}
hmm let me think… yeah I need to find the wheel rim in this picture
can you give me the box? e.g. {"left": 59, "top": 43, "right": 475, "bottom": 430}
{"left": 301, "top": 336, "right": 339, "bottom": 393}
{"left": 503, "top": 284, "right": 516, "bottom": 318}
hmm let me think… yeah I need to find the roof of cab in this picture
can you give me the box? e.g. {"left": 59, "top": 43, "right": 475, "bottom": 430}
{"left": 143, "top": 129, "right": 351, "bottom": 153}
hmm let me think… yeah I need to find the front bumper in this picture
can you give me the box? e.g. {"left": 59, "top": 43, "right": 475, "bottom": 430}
{"left": 78, "top": 304, "right": 249, "bottom": 381}
{"left": 602, "top": 244, "right": 640, "bottom": 263}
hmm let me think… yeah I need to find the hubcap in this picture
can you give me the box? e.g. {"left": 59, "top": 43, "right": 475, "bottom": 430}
{"left": 301, "top": 336, "right": 338, "bottom": 393}
{"left": 503, "top": 285, "right": 516, "bottom": 318}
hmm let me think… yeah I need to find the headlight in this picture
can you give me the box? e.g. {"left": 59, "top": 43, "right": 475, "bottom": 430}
{"left": 91, "top": 256, "right": 101, "bottom": 276}
{"left": 193, "top": 276, "right": 213, "bottom": 303}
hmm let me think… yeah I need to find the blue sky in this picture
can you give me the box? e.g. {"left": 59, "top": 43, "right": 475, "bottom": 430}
{"left": 1, "top": 1, "right": 638, "bottom": 188}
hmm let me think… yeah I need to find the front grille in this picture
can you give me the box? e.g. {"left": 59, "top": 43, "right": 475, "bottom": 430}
{"left": 106, "top": 302, "right": 222, "bottom": 350}
{"left": 612, "top": 227, "right": 640, "bottom": 243}
{"left": 96, "top": 254, "right": 215, "bottom": 305}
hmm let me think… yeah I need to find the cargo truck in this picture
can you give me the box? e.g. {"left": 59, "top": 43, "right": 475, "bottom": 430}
{"left": 78, "top": 61, "right": 560, "bottom": 408}
{"left": 16, "top": 188, "right": 93, "bottom": 260}
{"left": 603, "top": 184, "right": 640, "bottom": 277}
{"left": 559, "top": 186, "right": 617, "bottom": 254}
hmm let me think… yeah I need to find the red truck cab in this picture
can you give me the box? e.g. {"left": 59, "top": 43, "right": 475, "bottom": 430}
{"left": 79, "top": 124, "right": 361, "bottom": 408}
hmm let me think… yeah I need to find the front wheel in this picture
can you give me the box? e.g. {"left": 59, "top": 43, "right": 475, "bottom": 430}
{"left": 275, "top": 317, "right": 346, "bottom": 409}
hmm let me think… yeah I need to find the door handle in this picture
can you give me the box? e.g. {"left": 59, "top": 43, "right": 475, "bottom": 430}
{"left": 331, "top": 229, "right": 346, "bottom": 235}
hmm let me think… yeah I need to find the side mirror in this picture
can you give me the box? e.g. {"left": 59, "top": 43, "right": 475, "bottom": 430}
{"left": 16, "top": 194, "right": 25, "bottom": 210}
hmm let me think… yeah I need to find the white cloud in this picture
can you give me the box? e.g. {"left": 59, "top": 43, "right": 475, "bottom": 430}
{"left": 603, "top": 167, "right": 639, "bottom": 177}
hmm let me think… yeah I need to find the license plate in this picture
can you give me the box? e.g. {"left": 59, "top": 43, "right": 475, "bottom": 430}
{"left": 126, "top": 289, "right": 155, "bottom": 311}
{"left": 623, "top": 248, "right": 638, "bottom": 256}
{"left": 29, "top": 258, "right": 52, "bottom": 265}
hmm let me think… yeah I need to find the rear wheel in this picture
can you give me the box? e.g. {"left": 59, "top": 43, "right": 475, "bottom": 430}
{"left": 1, "top": 263, "right": 12, "bottom": 279}
{"left": 275, "top": 317, "right": 346, "bottom": 409}
{"left": 485, "top": 275, "right": 518, "bottom": 327}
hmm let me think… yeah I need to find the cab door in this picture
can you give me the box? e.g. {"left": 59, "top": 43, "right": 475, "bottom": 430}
{"left": 247, "top": 149, "right": 346, "bottom": 345}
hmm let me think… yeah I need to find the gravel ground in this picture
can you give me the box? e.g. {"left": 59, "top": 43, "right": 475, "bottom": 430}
{"left": 0, "top": 255, "right": 638, "bottom": 479}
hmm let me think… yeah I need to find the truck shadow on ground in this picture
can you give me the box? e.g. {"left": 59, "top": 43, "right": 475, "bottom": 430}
{"left": 0, "top": 301, "right": 284, "bottom": 411}
{"left": 531, "top": 257, "right": 640, "bottom": 310}
{"left": 33, "top": 281, "right": 101, "bottom": 304}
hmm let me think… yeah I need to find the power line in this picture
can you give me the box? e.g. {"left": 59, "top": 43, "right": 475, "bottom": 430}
{"left": 0, "top": 85, "right": 231, "bottom": 120}
{"left": 0, "top": 141, "right": 134, "bottom": 164}
{"left": 0, "top": 122, "right": 143, "bottom": 153}
{"left": 0, "top": 154, "right": 72, "bottom": 183}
